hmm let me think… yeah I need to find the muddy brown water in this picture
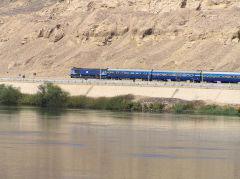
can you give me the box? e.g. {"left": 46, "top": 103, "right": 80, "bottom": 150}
{"left": 0, "top": 106, "right": 239, "bottom": 179}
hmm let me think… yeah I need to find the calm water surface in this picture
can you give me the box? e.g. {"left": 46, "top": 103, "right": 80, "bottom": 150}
{"left": 0, "top": 106, "right": 240, "bottom": 179}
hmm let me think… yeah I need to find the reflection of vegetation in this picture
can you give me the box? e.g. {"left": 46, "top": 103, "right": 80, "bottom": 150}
{"left": 35, "top": 107, "right": 68, "bottom": 118}
{"left": 0, "top": 105, "right": 21, "bottom": 114}
{"left": 0, "top": 83, "right": 240, "bottom": 117}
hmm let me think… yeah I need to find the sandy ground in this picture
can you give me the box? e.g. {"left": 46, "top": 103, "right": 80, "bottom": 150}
{"left": 1, "top": 81, "right": 240, "bottom": 105}
{"left": 1, "top": 0, "right": 240, "bottom": 78}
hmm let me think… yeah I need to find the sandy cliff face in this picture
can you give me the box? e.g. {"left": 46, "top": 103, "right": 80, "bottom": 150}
{"left": 1, "top": 0, "right": 240, "bottom": 78}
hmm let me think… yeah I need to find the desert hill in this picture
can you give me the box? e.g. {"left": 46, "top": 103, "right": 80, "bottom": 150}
{"left": 1, "top": 0, "right": 240, "bottom": 78}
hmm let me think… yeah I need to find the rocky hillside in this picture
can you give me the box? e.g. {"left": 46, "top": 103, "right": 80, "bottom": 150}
{"left": 1, "top": 0, "right": 240, "bottom": 78}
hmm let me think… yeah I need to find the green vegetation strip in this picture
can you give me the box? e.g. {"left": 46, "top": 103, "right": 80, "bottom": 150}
{"left": 0, "top": 83, "right": 240, "bottom": 117}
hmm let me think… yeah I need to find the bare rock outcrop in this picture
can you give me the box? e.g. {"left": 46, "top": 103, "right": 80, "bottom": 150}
{"left": 53, "top": 30, "right": 64, "bottom": 42}
{"left": 231, "top": 29, "right": 240, "bottom": 43}
{"left": 37, "top": 24, "right": 65, "bottom": 42}
{"left": 0, "top": 19, "right": 4, "bottom": 25}
{"left": 180, "top": 0, "right": 187, "bottom": 8}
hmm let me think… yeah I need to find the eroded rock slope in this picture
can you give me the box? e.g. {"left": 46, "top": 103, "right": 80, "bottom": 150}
{"left": 1, "top": 0, "right": 240, "bottom": 77}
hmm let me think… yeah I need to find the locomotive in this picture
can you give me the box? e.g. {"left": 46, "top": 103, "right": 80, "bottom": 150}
{"left": 70, "top": 67, "right": 240, "bottom": 83}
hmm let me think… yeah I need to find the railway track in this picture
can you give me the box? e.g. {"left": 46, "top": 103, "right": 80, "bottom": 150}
{"left": 0, "top": 77, "right": 240, "bottom": 89}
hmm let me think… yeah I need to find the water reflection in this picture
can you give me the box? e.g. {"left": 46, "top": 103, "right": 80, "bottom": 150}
{"left": 128, "top": 153, "right": 227, "bottom": 160}
{"left": 36, "top": 107, "right": 68, "bottom": 117}
{"left": 0, "top": 107, "right": 239, "bottom": 179}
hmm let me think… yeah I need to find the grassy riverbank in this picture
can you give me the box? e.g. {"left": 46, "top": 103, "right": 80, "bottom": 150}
{"left": 0, "top": 82, "right": 240, "bottom": 117}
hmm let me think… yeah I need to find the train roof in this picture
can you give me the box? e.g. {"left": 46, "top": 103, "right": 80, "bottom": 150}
{"left": 71, "top": 67, "right": 107, "bottom": 70}
{"left": 108, "top": 68, "right": 152, "bottom": 72}
{"left": 152, "top": 70, "right": 199, "bottom": 73}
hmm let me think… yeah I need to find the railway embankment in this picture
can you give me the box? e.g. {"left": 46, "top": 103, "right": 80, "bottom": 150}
{"left": 0, "top": 78, "right": 240, "bottom": 105}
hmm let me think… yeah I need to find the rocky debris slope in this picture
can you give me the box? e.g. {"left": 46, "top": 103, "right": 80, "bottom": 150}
{"left": 1, "top": 0, "right": 240, "bottom": 77}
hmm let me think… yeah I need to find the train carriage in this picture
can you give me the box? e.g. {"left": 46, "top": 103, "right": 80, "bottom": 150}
{"left": 152, "top": 70, "right": 201, "bottom": 82}
{"left": 107, "top": 69, "right": 152, "bottom": 80}
{"left": 201, "top": 71, "right": 240, "bottom": 83}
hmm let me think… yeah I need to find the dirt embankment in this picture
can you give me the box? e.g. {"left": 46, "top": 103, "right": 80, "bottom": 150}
{"left": 0, "top": 81, "right": 240, "bottom": 105}
{"left": 1, "top": 0, "right": 240, "bottom": 78}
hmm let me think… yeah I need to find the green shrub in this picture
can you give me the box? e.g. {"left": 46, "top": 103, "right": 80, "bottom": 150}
{"left": 131, "top": 102, "right": 142, "bottom": 112}
{"left": 141, "top": 102, "right": 165, "bottom": 113}
{"left": 67, "top": 96, "right": 110, "bottom": 109}
{"left": 18, "top": 94, "right": 39, "bottom": 105}
{"left": 224, "top": 107, "right": 238, "bottom": 116}
{"left": 172, "top": 104, "right": 184, "bottom": 113}
{"left": 67, "top": 95, "right": 137, "bottom": 111}
{"left": 67, "top": 95, "right": 91, "bottom": 108}
{"left": 36, "top": 82, "right": 69, "bottom": 107}
{"left": 182, "top": 102, "right": 194, "bottom": 110}
{"left": 172, "top": 103, "right": 194, "bottom": 114}
{"left": 105, "top": 96, "right": 133, "bottom": 111}
{"left": 0, "top": 84, "right": 22, "bottom": 105}
{"left": 151, "top": 102, "right": 165, "bottom": 112}
{"left": 197, "top": 104, "right": 220, "bottom": 115}
{"left": 86, "top": 97, "right": 108, "bottom": 109}
{"left": 197, "top": 104, "right": 238, "bottom": 116}
{"left": 143, "top": 103, "right": 149, "bottom": 112}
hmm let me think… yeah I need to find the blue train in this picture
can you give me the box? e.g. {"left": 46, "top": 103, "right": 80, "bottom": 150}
{"left": 70, "top": 67, "right": 240, "bottom": 83}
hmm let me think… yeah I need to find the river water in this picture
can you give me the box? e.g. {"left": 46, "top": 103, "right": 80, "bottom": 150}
{"left": 0, "top": 106, "right": 239, "bottom": 179}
